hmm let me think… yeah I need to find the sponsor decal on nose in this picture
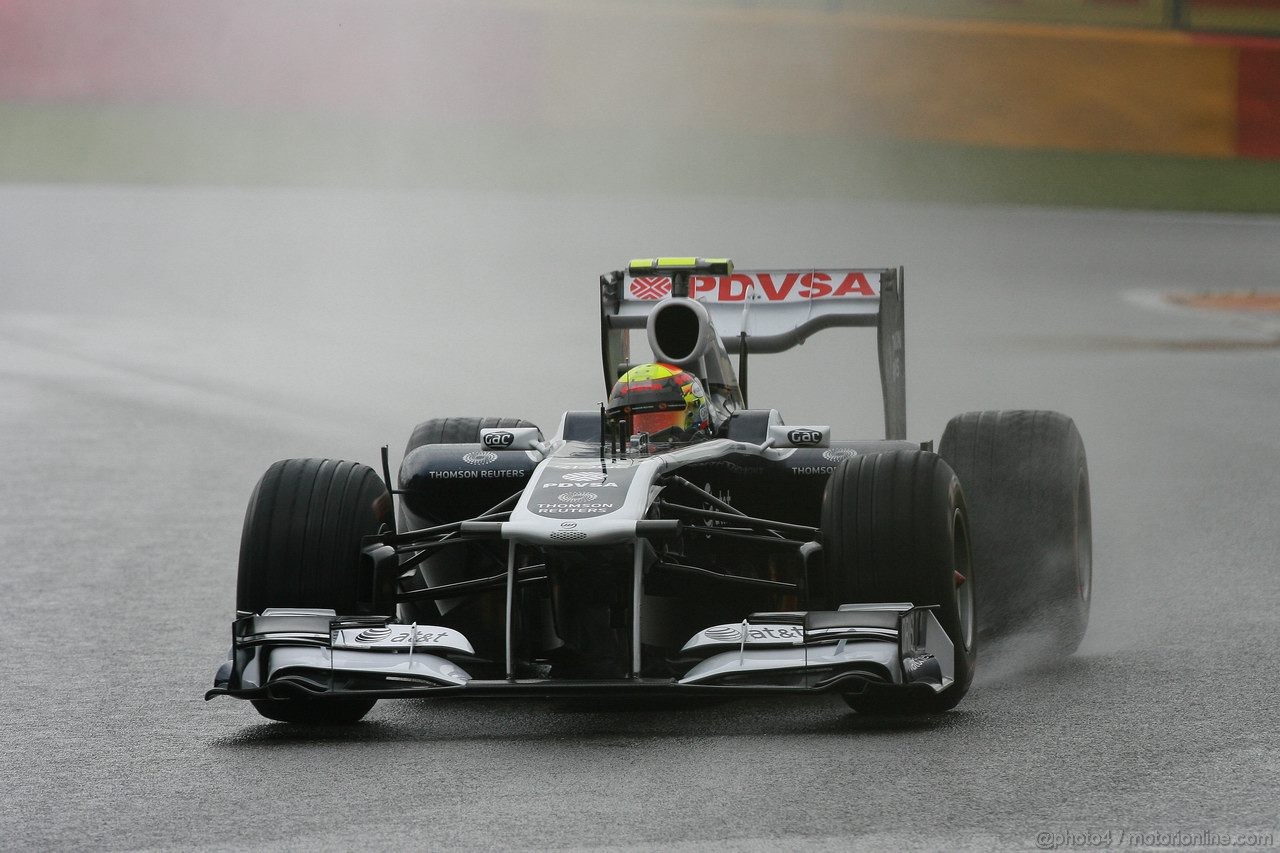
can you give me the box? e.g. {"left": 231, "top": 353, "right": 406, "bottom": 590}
{"left": 561, "top": 471, "right": 607, "bottom": 483}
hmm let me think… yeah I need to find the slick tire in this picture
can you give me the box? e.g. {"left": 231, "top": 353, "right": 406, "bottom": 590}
{"left": 237, "top": 458, "right": 392, "bottom": 725}
{"left": 938, "top": 410, "right": 1091, "bottom": 654}
{"left": 820, "top": 451, "right": 976, "bottom": 714}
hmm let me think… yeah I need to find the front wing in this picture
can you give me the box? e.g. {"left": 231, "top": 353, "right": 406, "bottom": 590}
{"left": 206, "top": 604, "right": 953, "bottom": 702}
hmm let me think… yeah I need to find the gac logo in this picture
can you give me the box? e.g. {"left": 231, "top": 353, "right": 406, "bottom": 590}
{"left": 788, "top": 429, "right": 822, "bottom": 446}
{"left": 483, "top": 431, "right": 515, "bottom": 448}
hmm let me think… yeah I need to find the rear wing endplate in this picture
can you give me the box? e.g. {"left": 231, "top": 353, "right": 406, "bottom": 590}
{"left": 599, "top": 266, "right": 906, "bottom": 440}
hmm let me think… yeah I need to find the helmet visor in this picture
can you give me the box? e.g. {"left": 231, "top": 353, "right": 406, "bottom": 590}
{"left": 632, "top": 408, "right": 687, "bottom": 438}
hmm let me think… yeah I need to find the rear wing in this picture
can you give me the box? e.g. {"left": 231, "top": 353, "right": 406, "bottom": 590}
{"left": 599, "top": 261, "right": 906, "bottom": 440}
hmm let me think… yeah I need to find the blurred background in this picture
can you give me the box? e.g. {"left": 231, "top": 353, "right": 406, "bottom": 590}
{"left": 3, "top": 0, "right": 1278, "bottom": 439}
{"left": 2, "top": 0, "right": 1278, "bottom": 210}
{"left": 3, "top": 4, "right": 1279, "bottom": 848}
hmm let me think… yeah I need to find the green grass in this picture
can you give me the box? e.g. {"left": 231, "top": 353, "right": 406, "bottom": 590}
{"left": 3, "top": 102, "right": 1278, "bottom": 212}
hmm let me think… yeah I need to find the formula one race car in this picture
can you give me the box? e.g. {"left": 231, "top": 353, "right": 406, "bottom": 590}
{"left": 209, "top": 258, "right": 1092, "bottom": 724}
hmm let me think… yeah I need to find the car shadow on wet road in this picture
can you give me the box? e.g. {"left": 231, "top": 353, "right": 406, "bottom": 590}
{"left": 207, "top": 694, "right": 976, "bottom": 748}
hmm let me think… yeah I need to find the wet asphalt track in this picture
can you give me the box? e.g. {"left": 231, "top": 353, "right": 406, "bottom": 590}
{"left": 1, "top": 185, "right": 1278, "bottom": 851}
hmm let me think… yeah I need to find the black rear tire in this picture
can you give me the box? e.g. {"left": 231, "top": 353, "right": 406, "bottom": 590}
{"left": 820, "top": 451, "right": 976, "bottom": 714}
{"left": 398, "top": 416, "right": 541, "bottom": 535}
{"left": 938, "top": 410, "right": 1091, "bottom": 654}
{"left": 403, "top": 416, "right": 541, "bottom": 456}
{"left": 237, "top": 458, "right": 392, "bottom": 725}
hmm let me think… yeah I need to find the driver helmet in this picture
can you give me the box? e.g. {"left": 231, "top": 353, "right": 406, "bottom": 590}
{"left": 607, "top": 362, "right": 713, "bottom": 444}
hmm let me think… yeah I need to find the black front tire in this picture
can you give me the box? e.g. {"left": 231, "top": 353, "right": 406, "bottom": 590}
{"left": 820, "top": 451, "right": 976, "bottom": 714}
{"left": 938, "top": 410, "right": 1091, "bottom": 654}
{"left": 238, "top": 458, "right": 392, "bottom": 614}
{"left": 237, "top": 458, "right": 392, "bottom": 725}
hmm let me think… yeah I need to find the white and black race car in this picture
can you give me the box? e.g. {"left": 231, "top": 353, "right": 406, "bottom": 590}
{"left": 209, "top": 258, "right": 1092, "bottom": 724}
